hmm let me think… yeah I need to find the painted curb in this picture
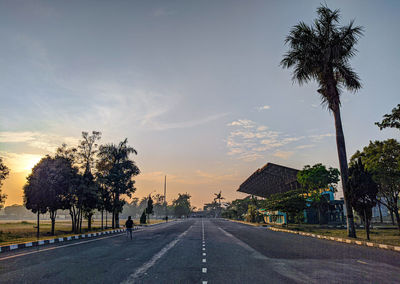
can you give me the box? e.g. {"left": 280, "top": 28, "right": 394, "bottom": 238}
{"left": 267, "top": 226, "right": 400, "bottom": 253}
{"left": 0, "top": 227, "right": 139, "bottom": 253}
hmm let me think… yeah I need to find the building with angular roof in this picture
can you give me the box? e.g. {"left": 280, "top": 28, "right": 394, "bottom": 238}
{"left": 237, "top": 163, "right": 300, "bottom": 198}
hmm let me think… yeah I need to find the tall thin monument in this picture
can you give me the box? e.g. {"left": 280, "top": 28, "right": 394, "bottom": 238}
{"left": 164, "top": 175, "right": 167, "bottom": 222}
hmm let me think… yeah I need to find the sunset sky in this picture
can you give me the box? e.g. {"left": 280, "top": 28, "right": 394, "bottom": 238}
{"left": 0, "top": 0, "right": 399, "bottom": 209}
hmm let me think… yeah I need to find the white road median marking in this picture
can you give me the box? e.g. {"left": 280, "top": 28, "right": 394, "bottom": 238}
{"left": 202, "top": 258, "right": 206, "bottom": 263}
{"left": 202, "top": 268, "right": 207, "bottom": 273}
{"left": 202, "top": 247, "right": 205, "bottom": 251}
{"left": 203, "top": 252, "right": 206, "bottom": 256}
{"left": 121, "top": 225, "right": 193, "bottom": 284}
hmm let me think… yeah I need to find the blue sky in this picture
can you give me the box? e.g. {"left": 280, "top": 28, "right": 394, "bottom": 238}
{"left": 0, "top": 0, "right": 399, "bottom": 207}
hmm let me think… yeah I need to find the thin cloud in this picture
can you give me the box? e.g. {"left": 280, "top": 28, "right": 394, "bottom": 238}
{"left": 309, "top": 133, "right": 334, "bottom": 142}
{"left": 226, "top": 119, "right": 303, "bottom": 161}
{"left": 256, "top": 105, "right": 271, "bottom": 111}
{"left": 0, "top": 131, "right": 79, "bottom": 152}
{"left": 272, "top": 151, "right": 294, "bottom": 160}
{"left": 296, "top": 144, "right": 315, "bottom": 149}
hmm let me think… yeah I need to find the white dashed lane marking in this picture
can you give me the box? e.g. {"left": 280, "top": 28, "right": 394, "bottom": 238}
{"left": 201, "top": 219, "right": 207, "bottom": 283}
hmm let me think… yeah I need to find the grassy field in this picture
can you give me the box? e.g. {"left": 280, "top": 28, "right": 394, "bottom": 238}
{"left": 0, "top": 219, "right": 165, "bottom": 246}
{"left": 274, "top": 223, "right": 400, "bottom": 246}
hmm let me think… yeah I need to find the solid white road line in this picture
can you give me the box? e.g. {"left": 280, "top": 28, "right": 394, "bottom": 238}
{"left": 121, "top": 225, "right": 193, "bottom": 284}
{"left": 0, "top": 233, "right": 126, "bottom": 261}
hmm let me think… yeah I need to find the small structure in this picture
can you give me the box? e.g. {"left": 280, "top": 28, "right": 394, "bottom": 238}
{"left": 237, "top": 162, "right": 345, "bottom": 225}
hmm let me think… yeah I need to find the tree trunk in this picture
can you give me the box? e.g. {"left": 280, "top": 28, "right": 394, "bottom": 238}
{"left": 79, "top": 210, "right": 83, "bottom": 233}
{"left": 105, "top": 211, "right": 108, "bottom": 229}
{"left": 50, "top": 210, "right": 57, "bottom": 235}
{"left": 364, "top": 209, "right": 369, "bottom": 240}
{"left": 101, "top": 210, "right": 104, "bottom": 230}
{"left": 87, "top": 213, "right": 92, "bottom": 231}
{"left": 115, "top": 210, "right": 119, "bottom": 228}
{"left": 394, "top": 209, "right": 400, "bottom": 235}
{"left": 37, "top": 211, "right": 40, "bottom": 239}
{"left": 378, "top": 202, "right": 383, "bottom": 223}
{"left": 333, "top": 107, "right": 357, "bottom": 238}
{"left": 112, "top": 210, "right": 115, "bottom": 229}
{"left": 70, "top": 211, "right": 75, "bottom": 233}
{"left": 390, "top": 210, "right": 395, "bottom": 225}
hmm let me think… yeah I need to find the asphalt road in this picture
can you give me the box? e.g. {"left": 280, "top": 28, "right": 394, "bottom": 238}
{"left": 1, "top": 219, "right": 400, "bottom": 284}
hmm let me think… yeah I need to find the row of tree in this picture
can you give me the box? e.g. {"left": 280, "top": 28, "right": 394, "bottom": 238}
{"left": 0, "top": 157, "right": 10, "bottom": 210}
{"left": 23, "top": 131, "right": 140, "bottom": 235}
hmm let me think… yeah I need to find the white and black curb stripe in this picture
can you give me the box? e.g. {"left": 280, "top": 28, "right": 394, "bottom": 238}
{"left": 268, "top": 226, "right": 400, "bottom": 253}
{"left": 0, "top": 227, "right": 139, "bottom": 253}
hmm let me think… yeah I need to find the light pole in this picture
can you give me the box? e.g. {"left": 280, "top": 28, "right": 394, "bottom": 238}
{"left": 164, "top": 175, "right": 168, "bottom": 222}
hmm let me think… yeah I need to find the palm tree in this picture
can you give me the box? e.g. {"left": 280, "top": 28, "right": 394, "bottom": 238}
{"left": 97, "top": 139, "right": 140, "bottom": 228}
{"left": 281, "top": 5, "right": 363, "bottom": 238}
{"left": 213, "top": 191, "right": 225, "bottom": 218}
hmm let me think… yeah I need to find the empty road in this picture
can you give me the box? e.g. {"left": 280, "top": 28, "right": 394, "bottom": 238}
{"left": 1, "top": 219, "right": 400, "bottom": 283}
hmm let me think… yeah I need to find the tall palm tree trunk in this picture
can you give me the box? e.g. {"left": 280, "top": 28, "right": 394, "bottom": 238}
{"left": 333, "top": 107, "right": 357, "bottom": 238}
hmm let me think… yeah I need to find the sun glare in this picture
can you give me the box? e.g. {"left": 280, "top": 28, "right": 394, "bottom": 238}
{"left": 6, "top": 154, "right": 43, "bottom": 173}
{"left": 24, "top": 155, "right": 42, "bottom": 172}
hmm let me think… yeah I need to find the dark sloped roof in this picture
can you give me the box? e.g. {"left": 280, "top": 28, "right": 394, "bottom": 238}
{"left": 237, "top": 163, "right": 300, "bottom": 198}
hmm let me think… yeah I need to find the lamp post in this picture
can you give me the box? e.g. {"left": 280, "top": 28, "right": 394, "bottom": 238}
{"left": 164, "top": 175, "right": 168, "bottom": 222}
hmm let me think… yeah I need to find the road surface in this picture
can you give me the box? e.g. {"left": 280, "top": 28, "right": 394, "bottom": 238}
{"left": 1, "top": 219, "right": 400, "bottom": 283}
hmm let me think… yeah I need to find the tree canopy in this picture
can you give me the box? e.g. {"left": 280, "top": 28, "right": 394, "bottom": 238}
{"left": 23, "top": 156, "right": 75, "bottom": 235}
{"left": 97, "top": 138, "right": 140, "bottom": 228}
{"left": 375, "top": 104, "right": 400, "bottom": 130}
{"left": 350, "top": 139, "right": 400, "bottom": 232}
{"left": 172, "top": 193, "right": 192, "bottom": 218}
{"left": 348, "top": 158, "right": 378, "bottom": 240}
{"left": 0, "top": 157, "right": 10, "bottom": 209}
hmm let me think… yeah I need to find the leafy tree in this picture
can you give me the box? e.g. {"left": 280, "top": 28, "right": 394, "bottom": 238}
{"left": 281, "top": 5, "right": 363, "bottom": 238}
{"left": 78, "top": 131, "right": 101, "bottom": 231}
{"left": 97, "top": 139, "right": 140, "bottom": 228}
{"left": 351, "top": 139, "right": 400, "bottom": 233}
{"left": 375, "top": 104, "right": 400, "bottom": 130}
{"left": 221, "top": 196, "right": 256, "bottom": 220}
{"left": 297, "top": 164, "right": 340, "bottom": 224}
{"left": 140, "top": 210, "right": 147, "bottom": 224}
{"left": 348, "top": 158, "right": 378, "bottom": 240}
{"left": 213, "top": 191, "right": 225, "bottom": 218}
{"left": 146, "top": 195, "right": 154, "bottom": 224}
{"left": 245, "top": 204, "right": 258, "bottom": 223}
{"left": 204, "top": 200, "right": 219, "bottom": 218}
{"left": 122, "top": 197, "right": 140, "bottom": 220}
{"left": 96, "top": 180, "right": 113, "bottom": 230}
{"left": 172, "top": 193, "right": 192, "bottom": 218}
{"left": 0, "top": 157, "right": 10, "bottom": 209}
{"left": 263, "top": 189, "right": 307, "bottom": 226}
{"left": 55, "top": 144, "right": 84, "bottom": 233}
{"left": 23, "top": 156, "right": 72, "bottom": 235}
{"left": 152, "top": 194, "right": 165, "bottom": 218}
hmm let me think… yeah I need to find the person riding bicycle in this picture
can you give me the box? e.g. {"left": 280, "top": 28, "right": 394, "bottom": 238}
{"left": 125, "top": 216, "right": 134, "bottom": 240}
